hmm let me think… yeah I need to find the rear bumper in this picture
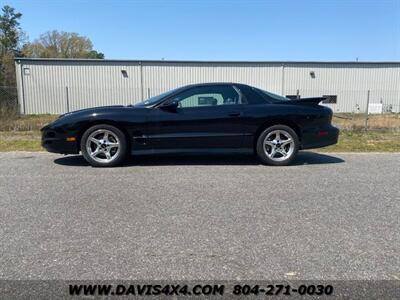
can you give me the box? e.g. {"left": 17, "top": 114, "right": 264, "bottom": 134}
{"left": 41, "top": 127, "right": 79, "bottom": 154}
{"left": 301, "top": 125, "right": 339, "bottom": 150}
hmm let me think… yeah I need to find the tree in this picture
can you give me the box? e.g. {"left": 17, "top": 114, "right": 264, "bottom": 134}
{"left": 0, "top": 5, "right": 23, "bottom": 86}
{"left": 22, "top": 30, "right": 104, "bottom": 59}
{"left": 87, "top": 50, "right": 104, "bottom": 59}
{"left": 0, "top": 5, "right": 22, "bottom": 55}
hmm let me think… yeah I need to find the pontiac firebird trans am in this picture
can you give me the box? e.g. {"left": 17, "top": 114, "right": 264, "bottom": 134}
{"left": 41, "top": 83, "right": 339, "bottom": 167}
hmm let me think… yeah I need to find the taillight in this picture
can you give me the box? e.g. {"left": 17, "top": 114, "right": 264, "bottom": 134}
{"left": 318, "top": 131, "right": 329, "bottom": 137}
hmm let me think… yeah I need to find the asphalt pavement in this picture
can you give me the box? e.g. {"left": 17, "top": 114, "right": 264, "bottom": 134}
{"left": 0, "top": 151, "right": 399, "bottom": 280}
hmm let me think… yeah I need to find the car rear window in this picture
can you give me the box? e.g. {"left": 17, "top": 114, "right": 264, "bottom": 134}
{"left": 237, "top": 85, "right": 268, "bottom": 104}
{"left": 255, "top": 88, "right": 289, "bottom": 103}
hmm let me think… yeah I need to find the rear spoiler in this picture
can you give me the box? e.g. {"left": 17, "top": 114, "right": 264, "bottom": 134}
{"left": 285, "top": 97, "right": 326, "bottom": 105}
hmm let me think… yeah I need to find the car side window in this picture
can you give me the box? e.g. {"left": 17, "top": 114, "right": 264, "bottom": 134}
{"left": 172, "top": 86, "right": 241, "bottom": 108}
{"left": 237, "top": 85, "right": 268, "bottom": 104}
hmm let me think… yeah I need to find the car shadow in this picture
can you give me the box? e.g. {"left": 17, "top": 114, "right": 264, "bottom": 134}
{"left": 54, "top": 151, "right": 344, "bottom": 167}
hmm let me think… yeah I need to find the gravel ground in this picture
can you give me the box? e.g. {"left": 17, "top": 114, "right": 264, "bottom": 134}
{"left": 0, "top": 151, "right": 399, "bottom": 280}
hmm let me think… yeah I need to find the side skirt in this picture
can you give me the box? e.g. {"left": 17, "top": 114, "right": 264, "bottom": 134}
{"left": 131, "top": 148, "right": 253, "bottom": 155}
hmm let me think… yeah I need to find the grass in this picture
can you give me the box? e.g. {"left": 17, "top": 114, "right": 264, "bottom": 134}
{"left": 0, "top": 113, "right": 399, "bottom": 152}
{"left": 320, "top": 130, "right": 400, "bottom": 152}
{"left": 0, "top": 131, "right": 42, "bottom": 152}
{"left": 0, "top": 114, "right": 57, "bottom": 131}
{"left": 0, "top": 114, "right": 56, "bottom": 152}
{"left": 332, "top": 113, "right": 400, "bottom": 130}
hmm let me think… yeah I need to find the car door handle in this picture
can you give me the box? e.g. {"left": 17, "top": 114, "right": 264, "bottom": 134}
{"left": 228, "top": 112, "right": 242, "bottom": 117}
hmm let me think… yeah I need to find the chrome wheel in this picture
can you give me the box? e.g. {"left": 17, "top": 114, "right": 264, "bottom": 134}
{"left": 263, "top": 130, "right": 295, "bottom": 162}
{"left": 85, "top": 129, "right": 120, "bottom": 163}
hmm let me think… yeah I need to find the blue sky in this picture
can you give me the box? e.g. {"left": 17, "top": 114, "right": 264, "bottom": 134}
{"left": 4, "top": 0, "right": 400, "bottom": 61}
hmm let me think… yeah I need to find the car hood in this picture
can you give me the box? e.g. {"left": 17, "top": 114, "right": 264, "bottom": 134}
{"left": 42, "top": 105, "right": 142, "bottom": 131}
{"left": 58, "top": 105, "right": 130, "bottom": 118}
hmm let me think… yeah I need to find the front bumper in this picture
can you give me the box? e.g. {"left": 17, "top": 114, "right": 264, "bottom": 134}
{"left": 41, "top": 126, "right": 79, "bottom": 154}
{"left": 301, "top": 125, "right": 339, "bottom": 150}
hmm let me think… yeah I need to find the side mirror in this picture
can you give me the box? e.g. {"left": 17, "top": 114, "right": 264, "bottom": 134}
{"left": 160, "top": 100, "right": 178, "bottom": 111}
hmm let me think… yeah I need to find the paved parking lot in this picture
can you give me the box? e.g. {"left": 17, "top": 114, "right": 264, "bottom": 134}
{"left": 0, "top": 151, "right": 399, "bottom": 280}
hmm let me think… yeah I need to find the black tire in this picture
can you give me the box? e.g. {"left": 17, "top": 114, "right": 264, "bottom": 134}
{"left": 80, "top": 124, "right": 127, "bottom": 167}
{"left": 256, "top": 125, "right": 299, "bottom": 166}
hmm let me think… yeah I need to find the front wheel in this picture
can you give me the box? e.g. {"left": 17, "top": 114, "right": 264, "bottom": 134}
{"left": 81, "top": 124, "right": 127, "bottom": 167}
{"left": 256, "top": 125, "right": 299, "bottom": 166}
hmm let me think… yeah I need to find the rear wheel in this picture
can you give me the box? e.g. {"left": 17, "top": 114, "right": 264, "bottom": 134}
{"left": 81, "top": 124, "right": 127, "bottom": 167}
{"left": 256, "top": 125, "right": 299, "bottom": 166}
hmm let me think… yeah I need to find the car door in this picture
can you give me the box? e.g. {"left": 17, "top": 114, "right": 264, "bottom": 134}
{"left": 145, "top": 84, "right": 247, "bottom": 150}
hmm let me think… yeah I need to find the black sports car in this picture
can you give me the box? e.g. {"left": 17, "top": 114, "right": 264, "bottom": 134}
{"left": 41, "top": 83, "right": 339, "bottom": 167}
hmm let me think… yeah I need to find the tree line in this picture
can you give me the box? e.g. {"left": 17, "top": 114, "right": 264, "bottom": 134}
{"left": 0, "top": 5, "right": 104, "bottom": 87}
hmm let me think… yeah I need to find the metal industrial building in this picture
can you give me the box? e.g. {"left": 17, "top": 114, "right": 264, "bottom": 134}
{"left": 15, "top": 58, "right": 400, "bottom": 114}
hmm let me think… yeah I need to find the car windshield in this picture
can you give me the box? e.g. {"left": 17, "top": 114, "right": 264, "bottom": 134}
{"left": 134, "top": 88, "right": 181, "bottom": 107}
{"left": 256, "top": 88, "right": 289, "bottom": 102}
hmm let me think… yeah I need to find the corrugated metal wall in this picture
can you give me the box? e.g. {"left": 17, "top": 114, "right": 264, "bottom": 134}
{"left": 15, "top": 60, "right": 142, "bottom": 114}
{"left": 284, "top": 63, "right": 400, "bottom": 113}
{"left": 15, "top": 59, "right": 400, "bottom": 114}
{"left": 142, "top": 62, "right": 283, "bottom": 97}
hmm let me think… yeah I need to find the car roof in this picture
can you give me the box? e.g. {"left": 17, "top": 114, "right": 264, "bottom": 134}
{"left": 183, "top": 82, "right": 250, "bottom": 88}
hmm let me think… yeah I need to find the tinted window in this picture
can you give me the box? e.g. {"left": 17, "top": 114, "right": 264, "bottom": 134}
{"left": 172, "top": 85, "right": 241, "bottom": 108}
{"left": 237, "top": 85, "right": 267, "bottom": 104}
{"left": 134, "top": 87, "right": 182, "bottom": 107}
{"left": 255, "top": 88, "right": 289, "bottom": 102}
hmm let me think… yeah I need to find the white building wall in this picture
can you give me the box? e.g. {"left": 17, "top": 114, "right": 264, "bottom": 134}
{"left": 16, "top": 60, "right": 142, "bottom": 114}
{"left": 15, "top": 59, "right": 400, "bottom": 114}
{"left": 284, "top": 63, "right": 400, "bottom": 113}
{"left": 142, "top": 62, "right": 283, "bottom": 97}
